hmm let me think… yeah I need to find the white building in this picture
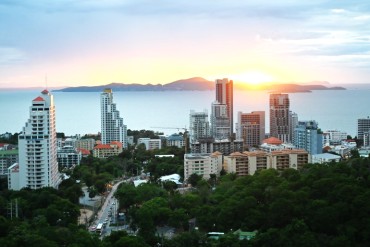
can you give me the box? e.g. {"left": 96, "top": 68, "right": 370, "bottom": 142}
{"left": 166, "top": 134, "right": 185, "bottom": 148}
{"left": 101, "top": 88, "right": 128, "bottom": 148}
{"left": 8, "top": 163, "right": 20, "bottom": 190}
{"left": 323, "top": 130, "right": 347, "bottom": 145}
{"left": 312, "top": 153, "right": 341, "bottom": 164}
{"left": 10, "top": 90, "right": 61, "bottom": 190}
{"left": 138, "top": 138, "right": 162, "bottom": 150}
{"left": 189, "top": 110, "right": 210, "bottom": 143}
{"left": 184, "top": 152, "right": 223, "bottom": 180}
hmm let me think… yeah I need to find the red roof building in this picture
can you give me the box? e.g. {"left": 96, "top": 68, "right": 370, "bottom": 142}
{"left": 33, "top": 96, "right": 45, "bottom": 101}
{"left": 262, "top": 137, "right": 283, "bottom": 145}
{"left": 77, "top": 148, "right": 91, "bottom": 156}
{"left": 93, "top": 141, "right": 123, "bottom": 158}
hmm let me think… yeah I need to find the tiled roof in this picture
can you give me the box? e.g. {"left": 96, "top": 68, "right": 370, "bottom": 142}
{"left": 41, "top": 89, "right": 49, "bottom": 94}
{"left": 110, "top": 141, "right": 123, "bottom": 148}
{"left": 33, "top": 96, "right": 44, "bottom": 101}
{"left": 262, "top": 137, "right": 283, "bottom": 145}
{"left": 78, "top": 148, "right": 91, "bottom": 155}
{"left": 94, "top": 144, "right": 112, "bottom": 149}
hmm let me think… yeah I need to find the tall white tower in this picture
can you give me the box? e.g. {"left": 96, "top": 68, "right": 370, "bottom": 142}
{"left": 17, "top": 89, "right": 61, "bottom": 190}
{"left": 101, "top": 88, "right": 128, "bottom": 148}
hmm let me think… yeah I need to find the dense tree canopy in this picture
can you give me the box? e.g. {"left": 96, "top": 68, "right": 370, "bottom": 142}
{"left": 2, "top": 153, "right": 370, "bottom": 246}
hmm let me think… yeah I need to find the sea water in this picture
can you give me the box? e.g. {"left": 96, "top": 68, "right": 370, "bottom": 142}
{"left": 1, "top": 86, "right": 370, "bottom": 137}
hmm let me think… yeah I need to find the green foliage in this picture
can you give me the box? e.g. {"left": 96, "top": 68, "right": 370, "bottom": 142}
{"left": 3, "top": 156, "right": 370, "bottom": 246}
{"left": 127, "top": 129, "right": 161, "bottom": 143}
{"left": 0, "top": 132, "right": 18, "bottom": 144}
{"left": 187, "top": 173, "right": 203, "bottom": 187}
{"left": 0, "top": 187, "right": 99, "bottom": 246}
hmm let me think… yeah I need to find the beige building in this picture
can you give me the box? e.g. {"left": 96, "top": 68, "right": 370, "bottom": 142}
{"left": 93, "top": 141, "right": 123, "bottom": 158}
{"left": 270, "top": 149, "right": 310, "bottom": 170}
{"left": 75, "top": 138, "right": 96, "bottom": 151}
{"left": 137, "top": 138, "right": 161, "bottom": 150}
{"left": 224, "top": 149, "right": 310, "bottom": 176}
{"left": 184, "top": 152, "right": 223, "bottom": 180}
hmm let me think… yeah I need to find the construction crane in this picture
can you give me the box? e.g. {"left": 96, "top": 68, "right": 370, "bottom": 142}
{"left": 151, "top": 126, "right": 189, "bottom": 153}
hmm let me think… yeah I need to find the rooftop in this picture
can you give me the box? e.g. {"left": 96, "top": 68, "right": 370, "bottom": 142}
{"left": 262, "top": 137, "right": 283, "bottom": 145}
{"left": 33, "top": 96, "right": 45, "bottom": 102}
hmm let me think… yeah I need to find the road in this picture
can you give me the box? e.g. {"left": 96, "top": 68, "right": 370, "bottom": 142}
{"left": 93, "top": 180, "right": 125, "bottom": 238}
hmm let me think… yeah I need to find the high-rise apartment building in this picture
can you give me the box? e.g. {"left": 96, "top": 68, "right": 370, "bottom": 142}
{"left": 189, "top": 110, "right": 210, "bottom": 143}
{"left": 215, "top": 78, "right": 233, "bottom": 136}
{"left": 210, "top": 101, "right": 230, "bottom": 140}
{"left": 293, "top": 120, "right": 323, "bottom": 155}
{"left": 270, "top": 93, "right": 290, "bottom": 142}
{"left": 236, "top": 111, "right": 265, "bottom": 148}
{"left": 289, "top": 111, "right": 298, "bottom": 142}
{"left": 10, "top": 90, "right": 61, "bottom": 190}
{"left": 101, "top": 89, "right": 128, "bottom": 148}
{"left": 357, "top": 117, "right": 370, "bottom": 141}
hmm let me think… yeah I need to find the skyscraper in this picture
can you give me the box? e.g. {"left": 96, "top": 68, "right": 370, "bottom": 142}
{"left": 270, "top": 93, "right": 290, "bottom": 142}
{"left": 189, "top": 110, "right": 210, "bottom": 143}
{"left": 215, "top": 78, "right": 233, "bottom": 136}
{"left": 236, "top": 111, "right": 265, "bottom": 148}
{"left": 101, "top": 89, "right": 127, "bottom": 148}
{"left": 14, "top": 90, "right": 61, "bottom": 190}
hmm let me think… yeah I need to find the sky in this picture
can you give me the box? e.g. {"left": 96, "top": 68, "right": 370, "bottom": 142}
{"left": 1, "top": 0, "right": 370, "bottom": 88}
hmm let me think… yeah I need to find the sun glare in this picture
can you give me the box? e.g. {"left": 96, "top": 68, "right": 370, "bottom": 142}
{"left": 233, "top": 71, "right": 274, "bottom": 85}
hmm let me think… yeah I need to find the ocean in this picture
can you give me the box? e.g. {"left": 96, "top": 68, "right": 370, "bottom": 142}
{"left": 1, "top": 85, "right": 370, "bottom": 137}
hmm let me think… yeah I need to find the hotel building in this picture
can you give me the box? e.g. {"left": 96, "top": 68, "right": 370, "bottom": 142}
{"left": 9, "top": 90, "right": 61, "bottom": 190}
{"left": 101, "top": 88, "right": 128, "bottom": 148}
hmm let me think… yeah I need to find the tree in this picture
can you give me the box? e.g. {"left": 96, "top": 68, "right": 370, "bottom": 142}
{"left": 187, "top": 173, "right": 202, "bottom": 187}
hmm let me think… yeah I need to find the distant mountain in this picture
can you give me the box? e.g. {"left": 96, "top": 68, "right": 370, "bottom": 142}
{"left": 267, "top": 84, "right": 346, "bottom": 93}
{"left": 54, "top": 77, "right": 214, "bottom": 92}
{"left": 164, "top": 77, "right": 214, "bottom": 90}
{"left": 54, "top": 77, "right": 345, "bottom": 92}
{"left": 234, "top": 82, "right": 345, "bottom": 92}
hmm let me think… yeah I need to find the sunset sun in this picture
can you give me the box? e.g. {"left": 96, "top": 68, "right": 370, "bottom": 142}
{"left": 233, "top": 71, "right": 274, "bottom": 85}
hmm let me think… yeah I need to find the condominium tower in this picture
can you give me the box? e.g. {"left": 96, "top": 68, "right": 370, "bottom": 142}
{"left": 270, "top": 93, "right": 290, "bottom": 142}
{"left": 211, "top": 101, "right": 230, "bottom": 140}
{"left": 10, "top": 90, "right": 61, "bottom": 190}
{"left": 236, "top": 111, "right": 265, "bottom": 148}
{"left": 215, "top": 78, "right": 233, "bottom": 136}
{"left": 101, "top": 89, "right": 128, "bottom": 148}
{"left": 189, "top": 110, "right": 210, "bottom": 143}
{"left": 357, "top": 117, "right": 370, "bottom": 141}
{"left": 293, "top": 120, "right": 323, "bottom": 155}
